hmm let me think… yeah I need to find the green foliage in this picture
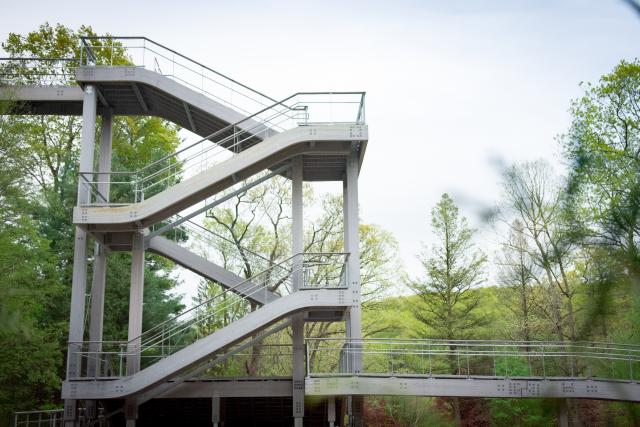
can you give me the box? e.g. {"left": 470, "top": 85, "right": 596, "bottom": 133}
{"left": 409, "top": 193, "right": 488, "bottom": 342}
{"left": 489, "top": 397, "right": 556, "bottom": 427}
{"left": 0, "top": 23, "right": 184, "bottom": 421}
{"left": 563, "top": 58, "right": 640, "bottom": 345}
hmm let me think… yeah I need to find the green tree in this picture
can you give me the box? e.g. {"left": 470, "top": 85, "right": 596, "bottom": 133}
{"left": 563, "top": 59, "right": 640, "bottom": 345}
{"left": 0, "top": 23, "right": 185, "bottom": 419}
{"left": 409, "top": 193, "right": 487, "bottom": 426}
{"left": 410, "top": 193, "right": 487, "bottom": 342}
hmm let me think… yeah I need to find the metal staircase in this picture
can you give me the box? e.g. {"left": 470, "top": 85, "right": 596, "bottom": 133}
{"left": 65, "top": 253, "right": 349, "bottom": 398}
{"left": 0, "top": 34, "right": 370, "bottom": 426}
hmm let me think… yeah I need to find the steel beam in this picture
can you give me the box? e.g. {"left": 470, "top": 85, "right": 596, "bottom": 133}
{"left": 87, "top": 112, "right": 113, "bottom": 378}
{"left": 127, "top": 232, "right": 145, "bottom": 375}
{"left": 291, "top": 156, "right": 305, "bottom": 427}
{"left": 131, "top": 83, "right": 149, "bottom": 113}
{"left": 86, "top": 113, "right": 113, "bottom": 420}
{"left": 212, "top": 393, "right": 220, "bottom": 427}
{"left": 126, "top": 232, "right": 145, "bottom": 425}
{"left": 305, "top": 376, "right": 640, "bottom": 402}
{"left": 65, "top": 84, "right": 97, "bottom": 427}
{"left": 344, "top": 148, "right": 364, "bottom": 427}
{"left": 160, "top": 378, "right": 293, "bottom": 398}
{"left": 148, "top": 236, "right": 278, "bottom": 304}
{"left": 328, "top": 397, "right": 336, "bottom": 427}
{"left": 183, "top": 101, "right": 196, "bottom": 133}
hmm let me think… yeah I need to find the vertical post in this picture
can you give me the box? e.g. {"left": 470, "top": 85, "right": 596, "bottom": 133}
{"left": 291, "top": 156, "right": 305, "bottom": 427}
{"left": 212, "top": 393, "right": 221, "bottom": 427}
{"left": 328, "top": 397, "right": 336, "bottom": 427}
{"left": 126, "top": 231, "right": 145, "bottom": 426}
{"left": 65, "top": 84, "right": 97, "bottom": 427}
{"left": 86, "top": 112, "right": 113, "bottom": 419}
{"left": 558, "top": 399, "right": 569, "bottom": 427}
{"left": 343, "top": 147, "right": 363, "bottom": 426}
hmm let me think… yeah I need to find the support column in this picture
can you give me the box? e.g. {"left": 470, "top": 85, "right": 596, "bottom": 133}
{"left": 291, "top": 157, "right": 305, "bottom": 427}
{"left": 86, "top": 112, "right": 113, "bottom": 420}
{"left": 558, "top": 399, "right": 569, "bottom": 427}
{"left": 65, "top": 84, "right": 97, "bottom": 427}
{"left": 343, "top": 148, "right": 363, "bottom": 427}
{"left": 212, "top": 393, "right": 221, "bottom": 427}
{"left": 328, "top": 397, "right": 336, "bottom": 427}
{"left": 126, "top": 231, "right": 145, "bottom": 426}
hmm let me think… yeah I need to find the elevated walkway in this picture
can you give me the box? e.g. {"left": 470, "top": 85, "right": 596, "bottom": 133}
{"left": 306, "top": 375, "right": 640, "bottom": 402}
{"left": 305, "top": 338, "right": 640, "bottom": 402}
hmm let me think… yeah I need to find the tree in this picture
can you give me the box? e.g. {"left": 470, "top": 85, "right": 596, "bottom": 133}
{"left": 193, "top": 178, "right": 400, "bottom": 375}
{"left": 0, "top": 23, "right": 185, "bottom": 418}
{"left": 501, "top": 161, "right": 580, "bottom": 343}
{"left": 408, "top": 193, "right": 487, "bottom": 425}
{"left": 564, "top": 59, "right": 640, "bottom": 267}
{"left": 563, "top": 59, "right": 640, "bottom": 344}
{"left": 410, "top": 193, "right": 487, "bottom": 342}
{"left": 496, "top": 219, "right": 541, "bottom": 343}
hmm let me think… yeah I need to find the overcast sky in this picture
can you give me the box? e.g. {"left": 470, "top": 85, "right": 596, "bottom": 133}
{"left": 2, "top": 0, "right": 640, "bottom": 289}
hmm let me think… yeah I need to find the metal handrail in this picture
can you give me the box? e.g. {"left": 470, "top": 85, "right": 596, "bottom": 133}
{"left": 135, "top": 251, "right": 348, "bottom": 344}
{"left": 307, "top": 338, "right": 640, "bottom": 382}
{"left": 69, "top": 252, "right": 349, "bottom": 378}
{"left": 79, "top": 36, "right": 277, "bottom": 106}
{"left": 79, "top": 91, "right": 365, "bottom": 204}
{"left": 158, "top": 215, "right": 273, "bottom": 272}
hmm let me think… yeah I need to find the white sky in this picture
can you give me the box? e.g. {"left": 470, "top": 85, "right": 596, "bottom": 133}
{"left": 2, "top": 0, "right": 640, "bottom": 292}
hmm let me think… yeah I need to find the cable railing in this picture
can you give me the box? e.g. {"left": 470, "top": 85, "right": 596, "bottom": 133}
{"left": 151, "top": 213, "right": 285, "bottom": 279}
{"left": 79, "top": 91, "right": 365, "bottom": 205}
{"left": 79, "top": 36, "right": 278, "bottom": 118}
{"left": 69, "top": 252, "right": 348, "bottom": 379}
{"left": 0, "top": 57, "right": 77, "bottom": 86}
{"left": 306, "top": 338, "right": 640, "bottom": 383}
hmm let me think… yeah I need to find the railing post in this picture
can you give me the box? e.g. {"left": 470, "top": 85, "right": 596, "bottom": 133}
{"left": 306, "top": 342, "right": 310, "bottom": 376}
{"left": 493, "top": 345, "right": 497, "bottom": 377}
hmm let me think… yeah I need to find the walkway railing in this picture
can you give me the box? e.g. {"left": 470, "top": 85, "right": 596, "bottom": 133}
{"left": 69, "top": 252, "right": 348, "bottom": 379}
{"left": 0, "top": 57, "right": 77, "bottom": 85}
{"left": 306, "top": 338, "right": 640, "bottom": 383}
{"left": 79, "top": 91, "right": 365, "bottom": 205}
{"left": 13, "top": 409, "right": 64, "bottom": 427}
{"left": 79, "top": 36, "right": 277, "bottom": 117}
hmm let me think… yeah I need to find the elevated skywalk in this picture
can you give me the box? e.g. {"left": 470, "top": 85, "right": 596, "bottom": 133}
{"left": 305, "top": 338, "right": 640, "bottom": 402}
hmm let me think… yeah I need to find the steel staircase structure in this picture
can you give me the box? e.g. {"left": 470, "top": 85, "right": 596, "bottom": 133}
{"left": 2, "top": 36, "right": 366, "bottom": 427}
{"left": 4, "top": 37, "right": 640, "bottom": 427}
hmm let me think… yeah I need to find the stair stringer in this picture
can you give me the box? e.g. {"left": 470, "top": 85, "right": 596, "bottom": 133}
{"left": 75, "top": 66, "right": 277, "bottom": 140}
